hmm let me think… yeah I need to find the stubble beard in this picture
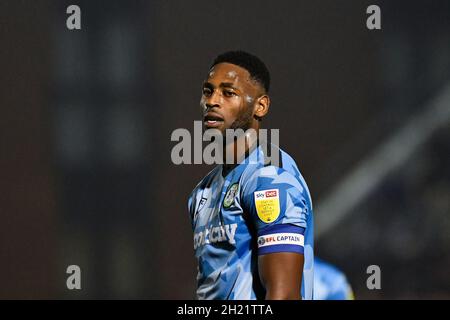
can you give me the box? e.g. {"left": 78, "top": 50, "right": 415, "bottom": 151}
{"left": 229, "top": 103, "right": 255, "bottom": 132}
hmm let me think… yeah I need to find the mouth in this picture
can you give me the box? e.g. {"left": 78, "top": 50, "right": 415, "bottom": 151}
{"left": 203, "top": 113, "right": 224, "bottom": 128}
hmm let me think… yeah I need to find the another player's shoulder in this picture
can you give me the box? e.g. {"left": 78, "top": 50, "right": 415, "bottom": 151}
{"left": 314, "top": 258, "right": 354, "bottom": 300}
{"left": 315, "top": 258, "right": 348, "bottom": 285}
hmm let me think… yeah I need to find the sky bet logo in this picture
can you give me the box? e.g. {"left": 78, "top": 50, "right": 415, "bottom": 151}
{"left": 265, "top": 190, "right": 277, "bottom": 198}
{"left": 193, "top": 223, "right": 238, "bottom": 250}
{"left": 255, "top": 192, "right": 265, "bottom": 199}
{"left": 255, "top": 189, "right": 278, "bottom": 199}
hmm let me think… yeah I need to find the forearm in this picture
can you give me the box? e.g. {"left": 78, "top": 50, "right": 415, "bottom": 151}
{"left": 265, "top": 284, "right": 301, "bottom": 300}
{"left": 259, "top": 252, "right": 304, "bottom": 300}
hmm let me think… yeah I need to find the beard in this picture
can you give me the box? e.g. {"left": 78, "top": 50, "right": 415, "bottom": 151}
{"left": 229, "top": 103, "right": 255, "bottom": 132}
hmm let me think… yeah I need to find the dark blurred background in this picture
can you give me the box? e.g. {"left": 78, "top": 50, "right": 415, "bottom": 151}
{"left": 1, "top": 0, "right": 449, "bottom": 299}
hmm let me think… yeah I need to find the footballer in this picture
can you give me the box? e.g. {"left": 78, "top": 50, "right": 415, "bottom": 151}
{"left": 188, "top": 51, "right": 314, "bottom": 300}
{"left": 313, "top": 257, "right": 354, "bottom": 300}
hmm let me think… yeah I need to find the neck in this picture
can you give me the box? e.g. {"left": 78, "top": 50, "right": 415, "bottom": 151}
{"left": 222, "top": 127, "right": 259, "bottom": 168}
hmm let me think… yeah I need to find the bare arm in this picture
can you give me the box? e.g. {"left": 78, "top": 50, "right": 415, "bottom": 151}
{"left": 259, "top": 252, "right": 304, "bottom": 300}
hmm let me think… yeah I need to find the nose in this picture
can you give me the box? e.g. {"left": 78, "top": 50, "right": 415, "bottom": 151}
{"left": 205, "top": 90, "right": 221, "bottom": 110}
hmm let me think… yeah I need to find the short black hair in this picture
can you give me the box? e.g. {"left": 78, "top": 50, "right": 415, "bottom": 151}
{"left": 211, "top": 50, "right": 270, "bottom": 93}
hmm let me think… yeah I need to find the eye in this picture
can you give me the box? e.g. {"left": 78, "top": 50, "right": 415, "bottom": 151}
{"left": 202, "top": 87, "right": 212, "bottom": 96}
{"left": 223, "top": 90, "right": 236, "bottom": 97}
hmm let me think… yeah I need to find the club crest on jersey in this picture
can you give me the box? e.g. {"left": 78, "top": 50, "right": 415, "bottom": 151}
{"left": 198, "top": 197, "right": 207, "bottom": 211}
{"left": 254, "top": 189, "right": 280, "bottom": 223}
{"left": 223, "top": 183, "right": 239, "bottom": 208}
{"left": 194, "top": 197, "right": 207, "bottom": 220}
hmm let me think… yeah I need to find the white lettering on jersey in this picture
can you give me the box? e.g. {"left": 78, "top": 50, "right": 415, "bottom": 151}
{"left": 194, "top": 223, "right": 238, "bottom": 249}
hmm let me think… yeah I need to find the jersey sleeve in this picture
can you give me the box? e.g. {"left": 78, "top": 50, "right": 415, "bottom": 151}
{"left": 241, "top": 165, "right": 311, "bottom": 255}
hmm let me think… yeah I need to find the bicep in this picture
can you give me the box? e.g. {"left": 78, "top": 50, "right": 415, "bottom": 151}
{"left": 259, "top": 252, "right": 304, "bottom": 300}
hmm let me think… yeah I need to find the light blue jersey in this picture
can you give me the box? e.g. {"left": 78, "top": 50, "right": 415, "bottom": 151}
{"left": 188, "top": 143, "right": 314, "bottom": 300}
{"left": 313, "top": 257, "right": 354, "bottom": 300}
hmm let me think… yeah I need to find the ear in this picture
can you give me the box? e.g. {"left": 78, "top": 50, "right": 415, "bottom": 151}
{"left": 254, "top": 95, "right": 270, "bottom": 119}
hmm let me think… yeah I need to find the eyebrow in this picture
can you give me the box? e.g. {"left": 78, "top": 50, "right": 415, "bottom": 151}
{"left": 203, "top": 82, "right": 238, "bottom": 90}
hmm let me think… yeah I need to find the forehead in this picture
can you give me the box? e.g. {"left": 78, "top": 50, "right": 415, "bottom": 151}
{"left": 206, "top": 63, "right": 253, "bottom": 87}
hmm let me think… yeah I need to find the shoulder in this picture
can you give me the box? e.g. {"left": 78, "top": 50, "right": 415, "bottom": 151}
{"left": 239, "top": 145, "right": 314, "bottom": 212}
{"left": 241, "top": 145, "right": 305, "bottom": 190}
